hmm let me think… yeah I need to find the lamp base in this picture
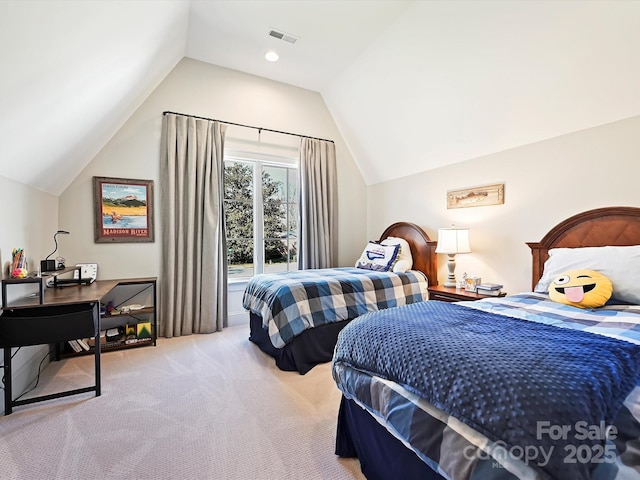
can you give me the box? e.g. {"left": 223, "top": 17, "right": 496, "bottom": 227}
{"left": 443, "top": 254, "right": 458, "bottom": 289}
{"left": 40, "top": 259, "right": 56, "bottom": 273}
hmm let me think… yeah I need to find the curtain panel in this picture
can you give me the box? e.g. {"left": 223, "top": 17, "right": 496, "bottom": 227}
{"left": 159, "top": 113, "right": 227, "bottom": 337}
{"left": 298, "top": 138, "right": 338, "bottom": 269}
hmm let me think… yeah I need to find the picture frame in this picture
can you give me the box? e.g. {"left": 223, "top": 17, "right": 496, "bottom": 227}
{"left": 93, "top": 176, "right": 154, "bottom": 243}
{"left": 447, "top": 183, "right": 505, "bottom": 209}
{"left": 464, "top": 276, "right": 481, "bottom": 292}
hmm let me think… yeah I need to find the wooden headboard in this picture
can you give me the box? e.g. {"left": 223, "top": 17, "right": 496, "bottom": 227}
{"left": 527, "top": 206, "right": 640, "bottom": 289}
{"left": 379, "top": 222, "right": 438, "bottom": 286}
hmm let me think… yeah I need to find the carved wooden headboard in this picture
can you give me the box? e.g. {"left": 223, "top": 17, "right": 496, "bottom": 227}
{"left": 527, "top": 206, "right": 640, "bottom": 289}
{"left": 379, "top": 222, "right": 438, "bottom": 286}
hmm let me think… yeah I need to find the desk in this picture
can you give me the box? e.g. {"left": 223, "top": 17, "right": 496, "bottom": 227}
{"left": 1, "top": 278, "right": 155, "bottom": 415}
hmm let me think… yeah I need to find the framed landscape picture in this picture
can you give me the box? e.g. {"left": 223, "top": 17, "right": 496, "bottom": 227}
{"left": 93, "top": 176, "right": 154, "bottom": 243}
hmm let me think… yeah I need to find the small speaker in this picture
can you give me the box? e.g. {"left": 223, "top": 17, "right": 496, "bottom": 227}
{"left": 40, "top": 259, "right": 56, "bottom": 273}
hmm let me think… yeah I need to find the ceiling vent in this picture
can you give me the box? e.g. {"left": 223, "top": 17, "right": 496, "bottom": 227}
{"left": 268, "top": 28, "right": 298, "bottom": 44}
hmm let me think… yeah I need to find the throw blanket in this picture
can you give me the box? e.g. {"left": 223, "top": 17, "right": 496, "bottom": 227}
{"left": 243, "top": 267, "right": 428, "bottom": 348}
{"left": 333, "top": 300, "right": 640, "bottom": 480}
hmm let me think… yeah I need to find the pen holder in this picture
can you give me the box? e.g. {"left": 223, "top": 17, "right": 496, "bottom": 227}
{"left": 11, "top": 248, "right": 28, "bottom": 278}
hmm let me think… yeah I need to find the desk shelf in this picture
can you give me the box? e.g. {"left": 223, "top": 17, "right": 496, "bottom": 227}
{"left": 1, "top": 266, "right": 84, "bottom": 307}
{"left": 103, "top": 306, "right": 155, "bottom": 317}
{"left": 60, "top": 334, "right": 155, "bottom": 358}
{"left": 59, "top": 278, "right": 157, "bottom": 359}
{"left": 2, "top": 276, "right": 46, "bottom": 306}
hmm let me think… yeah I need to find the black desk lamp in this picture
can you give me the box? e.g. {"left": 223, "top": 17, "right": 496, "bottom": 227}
{"left": 41, "top": 230, "right": 70, "bottom": 273}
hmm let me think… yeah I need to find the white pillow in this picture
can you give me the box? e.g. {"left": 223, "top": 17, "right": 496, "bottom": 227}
{"left": 534, "top": 245, "right": 640, "bottom": 304}
{"left": 355, "top": 241, "right": 400, "bottom": 272}
{"left": 381, "top": 236, "right": 413, "bottom": 273}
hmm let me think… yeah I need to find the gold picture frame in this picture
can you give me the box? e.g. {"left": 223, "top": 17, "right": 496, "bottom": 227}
{"left": 447, "top": 183, "right": 505, "bottom": 209}
{"left": 93, "top": 176, "right": 154, "bottom": 243}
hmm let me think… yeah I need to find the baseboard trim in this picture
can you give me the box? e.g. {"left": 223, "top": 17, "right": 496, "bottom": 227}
{"left": 228, "top": 311, "right": 247, "bottom": 327}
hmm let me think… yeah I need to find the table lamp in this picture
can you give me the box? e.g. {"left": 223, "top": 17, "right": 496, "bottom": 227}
{"left": 435, "top": 225, "right": 471, "bottom": 287}
{"left": 40, "top": 230, "right": 70, "bottom": 273}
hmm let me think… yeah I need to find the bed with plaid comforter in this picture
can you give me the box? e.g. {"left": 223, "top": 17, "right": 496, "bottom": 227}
{"left": 333, "top": 293, "right": 640, "bottom": 480}
{"left": 242, "top": 267, "right": 428, "bottom": 348}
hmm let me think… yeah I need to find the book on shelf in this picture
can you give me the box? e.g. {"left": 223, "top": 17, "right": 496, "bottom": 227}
{"left": 76, "top": 338, "right": 90, "bottom": 350}
{"left": 136, "top": 321, "right": 152, "bottom": 339}
{"left": 67, "top": 339, "right": 82, "bottom": 352}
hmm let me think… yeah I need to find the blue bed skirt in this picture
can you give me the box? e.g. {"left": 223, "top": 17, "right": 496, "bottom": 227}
{"left": 336, "top": 396, "right": 445, "bottom": 480}
{"left": 249, "top": 312, "right": 351, "bottom": 374}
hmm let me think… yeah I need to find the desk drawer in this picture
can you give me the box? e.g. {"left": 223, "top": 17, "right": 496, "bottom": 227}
{"left": 0, "top": 303, "right": 98, "bottom": 347}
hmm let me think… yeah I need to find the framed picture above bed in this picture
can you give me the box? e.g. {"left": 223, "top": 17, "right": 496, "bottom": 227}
{"left": 447, "top": 183, "right": 504, "bottom": 209}
{"left": 93, "top": 176, "right": 155, "bottom": 243}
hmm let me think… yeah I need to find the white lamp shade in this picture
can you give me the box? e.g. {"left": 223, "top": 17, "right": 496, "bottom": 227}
{"left": 435, "top": 227, "right": 471, "bottom": 254}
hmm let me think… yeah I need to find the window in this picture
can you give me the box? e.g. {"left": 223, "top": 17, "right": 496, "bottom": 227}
{"left": 224, "top": 152, "right": 298, "bottom": 279}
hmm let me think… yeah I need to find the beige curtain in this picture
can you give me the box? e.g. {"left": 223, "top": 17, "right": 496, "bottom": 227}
{"left": 159, "top": 113, "right": 227, "bottom": 336}
{"left": 298, "top": 138, "right": 338, "bottom": 269}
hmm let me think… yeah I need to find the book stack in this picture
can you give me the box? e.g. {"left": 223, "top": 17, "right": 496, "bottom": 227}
{"left": 68, "top": 338, "right": 91, "bottom": 352}
{"left": 476, "top": 283, "right": 504, "bottom": 296}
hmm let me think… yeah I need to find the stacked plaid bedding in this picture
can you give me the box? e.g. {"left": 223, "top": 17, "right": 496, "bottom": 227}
{"left": 242, "top": 267, "right": 428, "bottom": 348}
{"left": 333, "top": 293, "right": 640, "bottom": 480}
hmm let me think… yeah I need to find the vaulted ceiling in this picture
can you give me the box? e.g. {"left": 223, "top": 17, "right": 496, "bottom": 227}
{"left": 2, "top": 0, "right": 640, "bottom": 196}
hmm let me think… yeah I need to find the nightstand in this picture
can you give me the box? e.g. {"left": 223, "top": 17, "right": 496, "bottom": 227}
{"left": 428, "top": 285, "right": 506, "bottom": 302}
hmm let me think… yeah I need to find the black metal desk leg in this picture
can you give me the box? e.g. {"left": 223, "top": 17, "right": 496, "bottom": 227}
{"left": 4, "top": 347, "right": 12, "bottom": 415}
{"left": 94, "top": 325, "right": 101, "bottom": 397}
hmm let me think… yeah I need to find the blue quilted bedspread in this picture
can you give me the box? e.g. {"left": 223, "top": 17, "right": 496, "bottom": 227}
{"left": 333, "top": 300, "right": 640, "bottom": 480}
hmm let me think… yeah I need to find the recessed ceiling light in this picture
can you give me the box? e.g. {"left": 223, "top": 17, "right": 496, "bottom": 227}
{"left": 265, "top": 51, "right": 279, "bottom": 62}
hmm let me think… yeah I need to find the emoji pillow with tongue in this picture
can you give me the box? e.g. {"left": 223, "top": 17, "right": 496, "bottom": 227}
{"left": 548, "top": 269, "right": 613, "bottom": 308}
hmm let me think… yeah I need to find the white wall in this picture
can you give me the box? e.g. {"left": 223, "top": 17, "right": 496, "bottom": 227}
{"left": 0, "top": 174, "right": 59, "bottom": 414}
{"left": 59, "top": 58, "right": 368, "bottom": 327}
{"left": 368, "top": 115, "right": 640, "bottom": 294}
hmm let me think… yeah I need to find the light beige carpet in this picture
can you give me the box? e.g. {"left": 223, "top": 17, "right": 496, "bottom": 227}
{"left": 0, "top": 325, "right": 364, "bottom": 480}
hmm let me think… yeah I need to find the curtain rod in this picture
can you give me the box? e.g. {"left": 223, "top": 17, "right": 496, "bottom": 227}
{"left": 162, "top": 111, "right": 334, "bottom": 144}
